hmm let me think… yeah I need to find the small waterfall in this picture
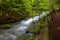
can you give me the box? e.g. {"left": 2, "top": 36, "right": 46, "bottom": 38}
{"left": 0, "top": 11, "right": 49, "bottom": 40}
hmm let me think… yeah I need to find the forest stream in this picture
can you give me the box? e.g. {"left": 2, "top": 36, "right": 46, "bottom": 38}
{"left": 0, "top": 12, "right": 49, "bottom": 40}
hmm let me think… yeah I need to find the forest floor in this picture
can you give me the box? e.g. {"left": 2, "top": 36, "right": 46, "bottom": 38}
{"left": 49, "top": 10, "right": 60, "bottom": 40}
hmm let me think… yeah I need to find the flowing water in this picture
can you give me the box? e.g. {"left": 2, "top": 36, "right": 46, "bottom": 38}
{"left": 0, "top": 12, "right": 49, "bottom": 40}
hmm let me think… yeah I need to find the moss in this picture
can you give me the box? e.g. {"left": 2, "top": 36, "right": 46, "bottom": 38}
{"left": 3, "top": 24, "right": 12, "bottom": 29}
{"left": 28, "top": 36, "right": 34, "bottom": 40}
{"left": 43, "top": 26, "right": 49, "bottom": 40}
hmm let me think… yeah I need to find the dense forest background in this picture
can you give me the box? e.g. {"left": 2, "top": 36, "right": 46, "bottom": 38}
{"left": 0, "top": 0, "right": 60, "bottom": 24}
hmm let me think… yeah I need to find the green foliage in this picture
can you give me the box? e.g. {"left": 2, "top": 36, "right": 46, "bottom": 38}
{"left": 49, "top": 0, "right": 60, "bottom": 10}
{"left": 32, "top": 0, "right": 49, "bottom": 11}
{"left": 0, "top": 0, "right": 29, "bottom": 23}
{"left": 22, "top": 0, "right": 32, "bottom": 12}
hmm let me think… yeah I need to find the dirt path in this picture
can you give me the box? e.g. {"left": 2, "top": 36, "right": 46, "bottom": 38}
{"left": 49, "top": 10, "right": 60, "bottom": 40}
